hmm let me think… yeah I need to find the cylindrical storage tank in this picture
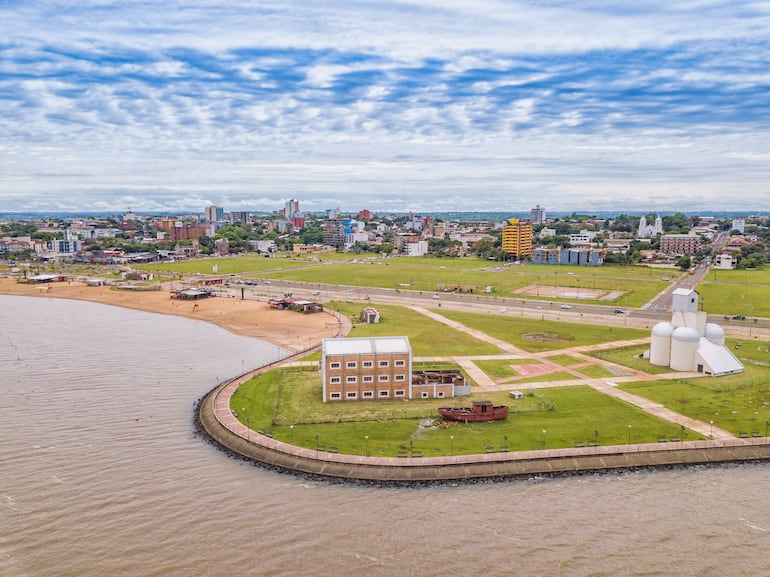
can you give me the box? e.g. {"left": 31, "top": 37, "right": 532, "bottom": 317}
{"left": 670, "top": 326, "right": 700, "bottom": 371}
{"left": 705, "top": 323, "right": 725, "bottom": 346}
{"left": 650, "top": 322, "right": 674, "bottom": 366}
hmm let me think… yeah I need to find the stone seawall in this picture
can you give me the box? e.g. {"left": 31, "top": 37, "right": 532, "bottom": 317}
{"left": 196, "top": 382, "right": 770, "bottom": 484}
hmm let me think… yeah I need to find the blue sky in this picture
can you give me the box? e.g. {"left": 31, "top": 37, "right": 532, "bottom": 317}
{"left": 2, "top": 1, "right": 770, "bottom": 214}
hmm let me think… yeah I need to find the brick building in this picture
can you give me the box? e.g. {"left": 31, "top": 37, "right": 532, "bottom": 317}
{"left": 660, "top": 234, "right": 702, "bottom": 256}
{"left": 321, "top": 337, "right": 412, "bottom": 402}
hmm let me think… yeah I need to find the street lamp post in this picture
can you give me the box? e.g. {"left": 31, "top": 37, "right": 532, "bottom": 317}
{"left": 364, "top": 435, "right": 369, "bottom": 456}
{"left": 450, "top": 435, "right": 454, "bottom": 455}
{"left": 628, "top": 424, "right": 632, "bottom": 444}
{"left": 710, "top": 420, "right": 714, "bottom": 439}
{"left": 542, "top": 429, "right": 547, "bottom": 449}
{"left": 290, "top": 424, "right": 294, "bottom": 439}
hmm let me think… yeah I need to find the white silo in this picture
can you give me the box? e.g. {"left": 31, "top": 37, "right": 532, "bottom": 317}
{"left": 670, "top": 326, "right": 700, "bottom": 371}
{"left": 705, "top": 323, "right": 726, "bottom": 346}
{"left": 650, "top": 321, "right": 674, "bottom": 366}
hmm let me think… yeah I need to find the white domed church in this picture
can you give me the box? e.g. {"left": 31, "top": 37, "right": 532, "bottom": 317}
{"left": 648, "top": 288, "right": 743, "bottom": 376}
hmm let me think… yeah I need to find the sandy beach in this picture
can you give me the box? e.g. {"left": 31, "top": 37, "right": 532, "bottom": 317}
{"left": 0, "top": 278, "right": 342, "bottom": 353}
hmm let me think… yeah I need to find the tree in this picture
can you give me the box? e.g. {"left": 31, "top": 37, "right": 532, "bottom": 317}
{"left": 676, "top": 256, "right": 691, "bottom": 271}
{"left": 662, "top": 213, "right": 689, "bottom": 233}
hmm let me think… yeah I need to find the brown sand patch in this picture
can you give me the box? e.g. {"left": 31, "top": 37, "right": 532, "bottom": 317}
{"left": 0, "top": 278, "right": 340, "bottom": 352}
{"left": 520, "top": 332, "right": 575, "bottom": 343}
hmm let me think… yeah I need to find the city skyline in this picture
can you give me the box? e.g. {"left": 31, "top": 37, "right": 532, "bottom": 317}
{"left": 2, "top": 2, "right": 770, "bottom": 214}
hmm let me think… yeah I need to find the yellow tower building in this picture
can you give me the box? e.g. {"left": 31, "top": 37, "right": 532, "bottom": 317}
{"left": 501, "top": 218, "right": 533, "bottom": 259}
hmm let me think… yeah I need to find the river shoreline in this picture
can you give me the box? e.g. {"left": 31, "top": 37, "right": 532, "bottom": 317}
{"left": 0, "top": 278, "right": 340, "bottom": 353}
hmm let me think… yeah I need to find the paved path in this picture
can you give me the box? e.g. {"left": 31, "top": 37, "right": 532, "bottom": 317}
{"left": 582, "top": 379, "right": 734, "bottom": 440}
{"left": 406, "top": 308, "right": 740, "bottom": 441}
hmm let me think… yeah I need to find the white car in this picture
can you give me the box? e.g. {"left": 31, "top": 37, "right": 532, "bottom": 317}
{"left": 560, "top": 304, "right": 572, "bottom": 309}
{"left": 432, "top": 294, "right": 441, "bottom": 299}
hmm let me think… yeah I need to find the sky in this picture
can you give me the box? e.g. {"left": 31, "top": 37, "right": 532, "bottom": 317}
{"left": 2, "top": 1, "right": 770, "bottom": 215}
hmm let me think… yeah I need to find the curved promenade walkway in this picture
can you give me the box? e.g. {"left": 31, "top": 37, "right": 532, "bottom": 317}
{"left": 198, "top": 375, "right": 770, "bottom": 483}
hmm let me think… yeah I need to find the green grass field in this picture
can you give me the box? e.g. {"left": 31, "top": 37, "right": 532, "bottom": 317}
{"left": 231, "top": 369, "right": 700, "bottom": 455}
{"left": 207, "top": 253, "right": 770, "bottom": 456}
{"left": 435, "top": 309, "right": 648, "bottom": 352}
{"left": 618, "top": 365, "right": 770, "bottom": 437}
{"left": 136, "top": 252, "right": 682, "bottom": 307}
{"left": 264, "top": 259, "right": 669, "bottom": 306}
{"left": 589, "top": 344, "right": 671, "bottom": 374}
{"left": 141, "top": 255, "right": 312, "bottom": 275}
{"left": 327, "top": 301, "right": 502, "bottom": 356}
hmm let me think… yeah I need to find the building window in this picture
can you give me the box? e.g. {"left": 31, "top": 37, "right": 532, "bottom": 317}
{"left": 378, "top": 390, "right": 389, "bottom": 397}
{"left": 362, "top": 375, "right": 373, "bottom": 383}
{"left": 362, "top": 391, "right": 374, "bottom": 398}
{"left": 394, "top": 390, "right": 405, "bottom": 397}
{"left": 394, "top": 360, "right": 405, "bottom": 367}
{"left": 394, "top": 374, "right": 406, "bottom": 382}
{"left": 330, "top": 392, "right": 341, "bottom": 400}
{"left": 378, "top": 374, "right": 389, "bottom": 382}
{"left": 329, "top": 362, "right": 341, "bottom": 369}
{"left": 437, "top": 392, "right": 444, "bottom": 398}
{"left": 421, "top": 392, "right": 429, "bottom": 399}
{"left": 329, "top": 377, "right": 341, "bottom": 384}
{"left": 378, "top": 360, "right": 389, "bottom": 368}
{"left": 346, "top": 376, "right": 357, "bottom": 384}
{"left": 362, "top": 361, "right": 373, "bottom": 368}
{"left": 346, "top": 361, "right": 357, "bottom": 369}
{"left": 346, "top": 391, "right": 357, "bottom": 399}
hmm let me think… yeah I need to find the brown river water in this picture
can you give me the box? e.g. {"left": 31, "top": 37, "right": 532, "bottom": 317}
{"left": 1, "top": 296, "right": 769, "bottom": 577}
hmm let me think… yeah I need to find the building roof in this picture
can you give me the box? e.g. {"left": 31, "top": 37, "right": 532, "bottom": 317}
{"left": 698, "top": 337, "right": 744, "bottom": 376}
{"left": 323, "top": 336, "right": 411, "bottom": 355}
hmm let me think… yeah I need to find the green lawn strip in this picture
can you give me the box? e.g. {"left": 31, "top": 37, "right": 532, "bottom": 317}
{"left": 473, "top": 359, "right": 535, "bottom": 380}
{"left": 707, "top": 268, "right": 770, "bottom": 285}
{"left": 618, "top": 365, "right": 770, "bottom": 436}
{"left": 589, "top": 344, "right": 671, "bottom": 374}
{"left": 266, "top": 259, "right": 668, "bottom": 306}
{"left": 574, "top": 364, "right": 619, "bottom": 378}
{"left": 232, "top": 372, "right": 699, "bottom": 455}
{"left": 326, "top": 301, "right": 501, "bottom": 356}
{"left": 542, "top": 354, "right": 582, "bottom": 366}
{"left": 512, "top": 371, "right": 577, "bottom": 384}
{"left": 435, "top": 309, "right": 647, "bottom": 353}
{"left": 140, "top": 255, "right": 313, "bottom": 275}
{"left": 695, "top": 281, "right": 770, "bottom": 318}
{"left": 732, "top": 338, "right": 770, "bottom": 363}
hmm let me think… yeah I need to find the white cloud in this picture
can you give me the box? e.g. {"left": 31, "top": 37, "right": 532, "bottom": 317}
{"left": 1, "top": 1, "right": 770, "bottom": 213}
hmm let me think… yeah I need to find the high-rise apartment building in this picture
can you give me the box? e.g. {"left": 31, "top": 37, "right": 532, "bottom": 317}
{"left": 530, "top": 205, "right": 546, "bottom": 224}
{"left": 284, "top": 199, "right": 300, "bottom": 219}
{"left": 204, "top": 205, "right": 223, "bottom": 222}
{"left": 501, "top": 218, "right": 533, "bottom": 259}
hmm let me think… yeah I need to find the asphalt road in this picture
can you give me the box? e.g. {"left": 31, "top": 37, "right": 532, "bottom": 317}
{"left": 220, "top": 275, "right": 770, "bottom": 340}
